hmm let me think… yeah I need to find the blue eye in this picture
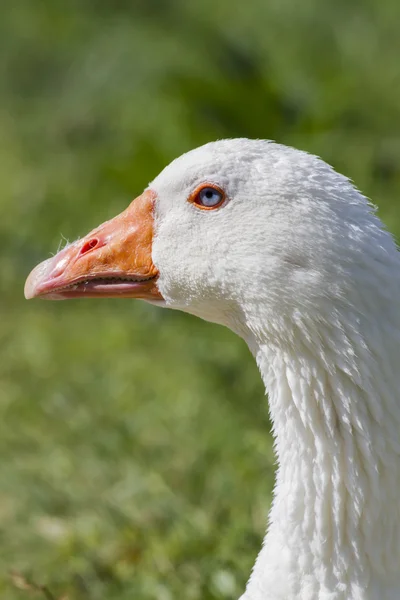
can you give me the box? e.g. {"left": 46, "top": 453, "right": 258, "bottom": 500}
{"left": 198, "top": 187, "right": 223, "bottom": 207}
{"left": 191, "top": 185, "right": 225, "bottom": 209}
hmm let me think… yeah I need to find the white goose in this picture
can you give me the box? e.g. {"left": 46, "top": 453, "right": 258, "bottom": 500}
{"left": 25, "top": 139, "right": 400, "bottom": 600}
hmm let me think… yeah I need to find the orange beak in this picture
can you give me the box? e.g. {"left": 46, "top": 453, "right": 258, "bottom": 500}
{"left": 24, "top": 189, "right": 163, "bottom": 301}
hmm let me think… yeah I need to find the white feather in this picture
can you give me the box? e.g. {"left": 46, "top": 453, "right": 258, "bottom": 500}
{"left": 149, "top": 139, "right": 400, "bottom": 600}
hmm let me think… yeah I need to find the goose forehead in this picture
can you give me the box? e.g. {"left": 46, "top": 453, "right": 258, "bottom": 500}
{"left": 150, "top": 149, "right": 234, "bottom": 194}
{"left": 150, "top": 139, "right": 279, "bottom": 195}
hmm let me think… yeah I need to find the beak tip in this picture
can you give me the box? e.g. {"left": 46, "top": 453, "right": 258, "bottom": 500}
{"left": 24, "top": 260, "right": 50, "bottom": 300}
{"left": 24, "top": 270, "right": 39, "bottom": 300}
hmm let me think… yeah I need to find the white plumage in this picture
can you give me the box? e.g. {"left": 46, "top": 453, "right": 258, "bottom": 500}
{"left": 150, "top": 140, "right": 400, "bottom": 600}
{"left": 26, "top": 138, "right": 400, "bottom": 599}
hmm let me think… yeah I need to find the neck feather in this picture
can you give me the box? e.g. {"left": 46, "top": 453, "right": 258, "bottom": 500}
{"left": 242, "top": 306, "right": 400, "bottom": 600}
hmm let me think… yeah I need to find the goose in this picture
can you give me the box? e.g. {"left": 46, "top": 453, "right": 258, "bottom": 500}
{"left": 24, "top": 139, "right": 400, "bottom": 600}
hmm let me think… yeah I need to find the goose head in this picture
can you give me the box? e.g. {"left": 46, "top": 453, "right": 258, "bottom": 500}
{"left": 25, "top": 139, "right": 400, "bottom": 599}
{"left": 25, "top": 138, "right": 378, "bottom": 344}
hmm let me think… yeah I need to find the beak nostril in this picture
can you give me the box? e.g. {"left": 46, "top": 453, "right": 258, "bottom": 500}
{"left": 80, "top": 238, "right": 99, "bottom": 255}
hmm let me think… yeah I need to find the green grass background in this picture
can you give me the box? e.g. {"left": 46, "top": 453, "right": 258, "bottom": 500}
{"left": 1, "top": 1, "right": 400, "bottom": 598}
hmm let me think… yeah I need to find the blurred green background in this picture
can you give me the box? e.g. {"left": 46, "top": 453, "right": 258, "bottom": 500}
{"left": 1, "top": 1, "right": 400, "bottom": 598}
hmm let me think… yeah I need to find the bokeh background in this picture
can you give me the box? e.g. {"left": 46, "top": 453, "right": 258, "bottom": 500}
{"left": 2, "top": 1, "right": 400, "bottom": 598}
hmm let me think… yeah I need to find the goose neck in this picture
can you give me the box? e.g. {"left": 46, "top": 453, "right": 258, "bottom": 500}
{"left": 242, "top": 315, "right": 400, "bottom": 600}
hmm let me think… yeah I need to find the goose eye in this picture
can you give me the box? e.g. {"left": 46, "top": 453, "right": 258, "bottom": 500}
{"left": 189, "top": 185, "right": 226, "bottom": 210}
